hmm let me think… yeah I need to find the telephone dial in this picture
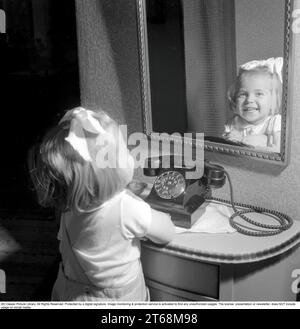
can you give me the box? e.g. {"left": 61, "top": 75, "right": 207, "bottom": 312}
{"left": 143, "top": 156, "right": 226, "bottom": 228}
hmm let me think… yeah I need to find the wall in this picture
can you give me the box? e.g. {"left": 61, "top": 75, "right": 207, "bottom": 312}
{"left": 75, "top": 0, "right": 300, "bottom": 221}
{"left": 75, "top": 0, "right": 143, "bottom": 135}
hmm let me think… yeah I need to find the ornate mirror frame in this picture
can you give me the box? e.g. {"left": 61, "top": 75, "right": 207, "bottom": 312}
{"left": 136, "top": 0, "right": 294, "bottom": 165}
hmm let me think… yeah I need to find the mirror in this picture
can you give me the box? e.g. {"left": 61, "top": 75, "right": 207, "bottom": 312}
{"left": 136, "top": 0, "right": 293, "bottom": 164}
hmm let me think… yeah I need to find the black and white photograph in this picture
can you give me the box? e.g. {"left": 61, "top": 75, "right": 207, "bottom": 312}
{"left": 0, "top": 0, "right": 300, "bottom": 313}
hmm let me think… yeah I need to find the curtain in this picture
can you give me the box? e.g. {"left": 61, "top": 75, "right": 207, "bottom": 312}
{"left": 182, "top": 0, "right": 236, "bottom": 137}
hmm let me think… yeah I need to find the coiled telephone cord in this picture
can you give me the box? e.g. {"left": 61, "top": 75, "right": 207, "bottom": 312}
{"left": 206, "top": 170, "right": 293, "bottom": 237}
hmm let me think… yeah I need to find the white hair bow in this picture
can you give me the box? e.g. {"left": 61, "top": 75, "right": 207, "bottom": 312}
{"left": 59, "top": 107, "right": 106, "bottom": 161}
{"left": 240, "top": 57, "right": 283, "bottom": 83}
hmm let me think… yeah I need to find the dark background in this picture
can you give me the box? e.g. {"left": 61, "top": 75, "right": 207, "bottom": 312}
{"left": 0, "top": 0, "right": 80, "bottom": 301}
{"left": 0, "top": 0, "right": 80, "bottom": 212}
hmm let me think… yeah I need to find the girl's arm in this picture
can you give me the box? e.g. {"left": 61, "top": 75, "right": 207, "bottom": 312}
{"left": 145, "top": 208, "right": 175, "bottom": 244}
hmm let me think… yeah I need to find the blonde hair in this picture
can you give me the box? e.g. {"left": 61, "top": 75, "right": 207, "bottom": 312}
{"left": 28, "top": 109, "right": 131, "bottom": 213}
{"left": 228, "top": 66, "right": 282, "bottom": 116}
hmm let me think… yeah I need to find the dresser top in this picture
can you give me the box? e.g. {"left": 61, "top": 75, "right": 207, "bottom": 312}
{"left": 137, "top": 178, "right": 300, "bottom": 264}
{"left": 142, "top": 218, "right": 300, "bottom": 264}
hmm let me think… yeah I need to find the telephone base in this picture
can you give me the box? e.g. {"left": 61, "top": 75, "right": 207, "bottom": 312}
{"left": 146, "top": 195, "right": 209, "bottom": 229}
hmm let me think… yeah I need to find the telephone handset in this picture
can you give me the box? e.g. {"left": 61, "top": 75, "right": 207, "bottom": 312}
{"left": 143, "top": 156, "right": 226, "bottom": 228}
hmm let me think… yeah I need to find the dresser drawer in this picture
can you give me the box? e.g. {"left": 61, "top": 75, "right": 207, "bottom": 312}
{"left": 146, "top": 278, "right": 218, "bottom": 301}
{"left": 141, "top": 245, "right": 219, "bottom": 300}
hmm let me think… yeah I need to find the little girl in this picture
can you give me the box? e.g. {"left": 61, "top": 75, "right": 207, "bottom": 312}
{"left": 224, "top": 57, "right": 283, "bottom": 152}
{"left": 28, "top": 107, "right": 175, "bottom": 301}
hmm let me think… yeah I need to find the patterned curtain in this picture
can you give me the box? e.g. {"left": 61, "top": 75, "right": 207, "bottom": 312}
{"left": 182, "top": 0, "right": 236, "bottom": 137}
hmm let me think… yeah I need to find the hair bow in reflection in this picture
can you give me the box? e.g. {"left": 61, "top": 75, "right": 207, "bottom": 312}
{"left": 240, "top": 57, "right": 283, "bottom": 83}
{"left": 59, "top": 107, "right": 107, "bottom": 161}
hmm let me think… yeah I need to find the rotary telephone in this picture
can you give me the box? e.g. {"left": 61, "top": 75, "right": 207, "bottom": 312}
{"left": 143, "top": 156, "right": 226, "bottom": 228}
{"left": 143, "top": 155, "right": 293, "bottom": 235}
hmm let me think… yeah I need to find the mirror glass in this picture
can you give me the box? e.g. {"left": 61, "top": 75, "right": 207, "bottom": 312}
{"left": 137, "top": 0, "right": 292, "bottom": 163}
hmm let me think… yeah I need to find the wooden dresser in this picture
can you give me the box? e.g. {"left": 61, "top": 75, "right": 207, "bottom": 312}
{"left": 137, "top": 179, "right": 300, "bottom": 301}
{"left": 141, "top": 221, "right": 300, "bottom": 301}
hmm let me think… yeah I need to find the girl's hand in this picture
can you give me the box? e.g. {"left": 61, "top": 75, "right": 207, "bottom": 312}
{"left": 224, "top": 131, "right": 244, "bottom": 143}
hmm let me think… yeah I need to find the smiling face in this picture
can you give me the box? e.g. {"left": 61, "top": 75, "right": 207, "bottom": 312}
{"left": 235, "top": 72, "right": 273, "bottom": 125}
